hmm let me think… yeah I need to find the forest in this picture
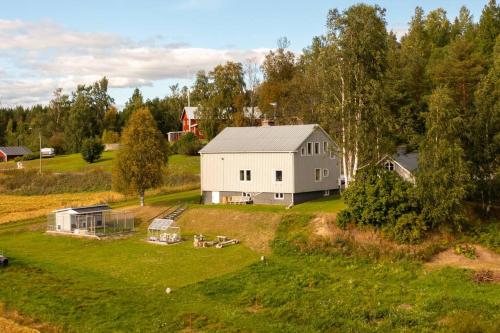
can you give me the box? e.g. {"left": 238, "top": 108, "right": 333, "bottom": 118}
{"left": 0, "top": 2, "right": 498, "bottom": 234}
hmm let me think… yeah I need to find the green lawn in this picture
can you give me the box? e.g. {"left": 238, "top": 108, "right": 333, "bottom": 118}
{"left": 0, "top": 192, "right": 498, "bottom": 332}
{"left": 3, "top": 151, "right": 200, "bottom": 174}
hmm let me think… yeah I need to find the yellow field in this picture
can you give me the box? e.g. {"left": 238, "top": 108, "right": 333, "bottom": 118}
{"left": 0, "top": 192, "right": 124, "bottom": 225}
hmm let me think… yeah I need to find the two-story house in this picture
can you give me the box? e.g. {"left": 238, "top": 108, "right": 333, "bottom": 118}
{"left": 199, "top": 124, "right": 340, "bottom": 206}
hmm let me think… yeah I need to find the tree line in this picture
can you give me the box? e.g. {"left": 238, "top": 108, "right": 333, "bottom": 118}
{"left": 0, "top": 1, "right": 498, "bottom": 220}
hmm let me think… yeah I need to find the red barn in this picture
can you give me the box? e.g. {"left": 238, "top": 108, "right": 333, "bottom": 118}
{"left": 180, "top": 106, "right": 204, "bottom": 140}
{"left": 0, "top": 146, "right": 32, "bottom": 162}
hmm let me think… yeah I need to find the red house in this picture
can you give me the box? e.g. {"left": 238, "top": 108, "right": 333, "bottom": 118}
{"left": 180, "top": 106, "right": 204, "bottom": 140}
{"left": 0, "top": 146, "right": 32, "bottom": 162}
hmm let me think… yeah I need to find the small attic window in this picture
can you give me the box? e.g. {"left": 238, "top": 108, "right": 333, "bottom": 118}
{"left": 385, "top": 161, "right": 395, "bottom": 171}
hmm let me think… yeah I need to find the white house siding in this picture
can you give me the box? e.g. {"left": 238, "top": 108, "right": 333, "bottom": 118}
{"left": 201, "top": 152, "right": 295, "bottom": 194}
{"left": 293, "top": 129, "right": 340, "bottom": 193}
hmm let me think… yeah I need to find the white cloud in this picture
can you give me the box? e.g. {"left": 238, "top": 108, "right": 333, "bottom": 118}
{"left": 0, "top": 19, "right": 269, "bottom": 107}
{"left": 390, "top": 27, "right": 409, "bottom": 40}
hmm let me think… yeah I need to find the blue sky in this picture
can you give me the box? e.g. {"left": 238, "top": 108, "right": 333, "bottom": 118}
{"left": 0, "top": 0, "right": 486, "bottom": 107}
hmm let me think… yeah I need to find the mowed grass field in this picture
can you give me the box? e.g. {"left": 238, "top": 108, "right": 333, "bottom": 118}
{"left": 1, "top": 151, "right": 200, "bottom": 174}
{"left": 0, "top": 191, "right": 499, "bottom": 332}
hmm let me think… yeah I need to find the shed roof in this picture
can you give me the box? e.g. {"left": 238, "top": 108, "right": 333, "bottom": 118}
{"left": 53, "top": 204, "right": 111, "bottom": 214}
{"left": 0, "top": 146, "right": 32, "bottom": 156}
{"left": 391, "top": 148, "right": 419, "bottom": 172}
{"left": 199, "top": 124, "right": 325, "bottom": 154}
{"left": 148, "top": 218, "right": 178, "bottom": 231}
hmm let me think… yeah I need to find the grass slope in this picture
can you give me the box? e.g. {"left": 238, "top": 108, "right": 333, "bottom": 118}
{"left": 0, "top": 194, "right": 498, "bottom": 332}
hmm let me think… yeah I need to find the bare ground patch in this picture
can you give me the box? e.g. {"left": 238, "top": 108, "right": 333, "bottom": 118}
{"left": 177, "top": 208, "right": 281, "bottom": 253}
{"left": 426, "top": 245, "right": 500, "bottom": 274}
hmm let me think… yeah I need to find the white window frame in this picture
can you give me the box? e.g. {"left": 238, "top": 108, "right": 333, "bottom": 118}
{"left": 329, "top": 151, "right": 336, "bottom": 159}
{"left": 323, "top": 168, "right": 329, "bottom": 177}
{"left": 385, "top": 161, "right": 395, "bottom": 171}
{"left": 274, "top": 169, "right": 283, "bottom": 182}
{"left": 239, "top": 169, "right": 252, "bottom": 182}
{"left": 241, "top": 192, "right": 251, "bottom": 197}
{"left": 314, "top": 142, "right": 320, "bottom": 155}
{"left": 323, "top": 141, "right": 328, "bottom": 154}
{"left": 274, "top": 193, "right": 284, "bottom": 200}
{"left": 324, "top": 190, "right": 330, "bottom": 196}
{"left": 315, "top": 168, "right": 322, "bottom": 182}
{"left": 301, "top": 147, "right": 306, "bottom": 156}
{"left": 307, "top": 142, "right": 313, "bottom": 156}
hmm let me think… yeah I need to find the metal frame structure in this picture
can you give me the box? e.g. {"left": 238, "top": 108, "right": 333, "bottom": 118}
{"left": 47, "top": 206, "right": 134, "bottom": 238}
{"left": 148, "top": 219, "right": 181, "bottom": 244}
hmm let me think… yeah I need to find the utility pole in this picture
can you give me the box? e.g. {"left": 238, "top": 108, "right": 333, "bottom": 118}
{"left": 39, "top": 131, "right": 42, "bottom": 174}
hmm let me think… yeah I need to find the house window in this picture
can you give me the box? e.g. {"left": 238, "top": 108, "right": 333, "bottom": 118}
{"left": 314, "top": 142, "right": 320, "bottom": 155}
{"left": 323, "top": 168, "right": 329, "bottom": 177}
{"left": 274, "top": 193, "right": 284, "bottom": 200}
{"left": 315, "top": 168, "right": 321, "bottom": 182}
{"left": 330, "top": 151, "right": 336, "bottom": 159}
{"left": 324, "top": 190, "right": 330, "bottom": 196}
{"left": 307, "top": 142, "right": 313, "bottom": 155}
{"left": 323, "top": 141, "right": 328, "bottom": 154}
{"left": 240, "top": 170, "right": 252, "bottom": 181}
{"left": 57, "top": 225, "right": 61, "bottom": 230}
{"left": 275, "top": 170, "right": 283, "bottom": 182}
{"left": 301, "top": 147, "right": 306, "bottom": 156}
{"left": 385, "top": 161, "right": 395, "bottom": 171}
{"left": 242, "top": 192, "right": 251, "bottom": 197}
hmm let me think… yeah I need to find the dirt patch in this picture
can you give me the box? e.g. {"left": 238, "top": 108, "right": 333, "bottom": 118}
{"left": 177, "top": 208, "right": 281, "bottom": 253}
{"left": 426, "top": 245, "right": 500, "bottom": 273}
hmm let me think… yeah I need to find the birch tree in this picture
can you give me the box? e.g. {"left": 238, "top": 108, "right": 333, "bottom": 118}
{"left": 321, "top": 4, "right": 390, "bottom": 187}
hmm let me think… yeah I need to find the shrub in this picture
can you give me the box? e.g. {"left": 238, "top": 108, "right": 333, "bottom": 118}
{"left": 81, "top": 137, "right": 104, "bottom": 163}
{"left": 335, "top": 210, "right": 352, "bottom": 229}
{"left": 341, "top": 166, "right": 424, "bottom": 243}
{"left": 14, "top": 152, "right": 40, "bottom": 162}
{"left": 389, "top": 212, "right": 426, "bottom": 244}
{"left": 173, "top": 133, "right": 203, "bottom": 156}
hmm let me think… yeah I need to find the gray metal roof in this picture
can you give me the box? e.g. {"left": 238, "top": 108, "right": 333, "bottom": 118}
{"left": 199, "top": 124, "right": 323, "bottom": 153}
{"left": 148, "top": 218, "right": 177, "bottom": 231}
{"left": 53, "top": 204, "right": 111, "bottom": 214}
{"left": 392, "top": 151, "right": 419, "bottom": 172}
{"left": 0, "top": 146, "right": 32, "bottom": 156}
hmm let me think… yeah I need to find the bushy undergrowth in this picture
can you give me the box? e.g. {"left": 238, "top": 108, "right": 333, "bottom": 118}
{"left": 171, "top": 132, "right": 203, "bottom": 156}
{"left": 337, "top": 166, "right": 424, "bottom": 243}
{"left": 0, "top": 169, "right": 111, "bottom": 195}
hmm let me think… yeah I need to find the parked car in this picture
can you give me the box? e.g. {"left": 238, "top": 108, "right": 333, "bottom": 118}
{"left": 40, "top": 147, "right": 55, "bottom": 158}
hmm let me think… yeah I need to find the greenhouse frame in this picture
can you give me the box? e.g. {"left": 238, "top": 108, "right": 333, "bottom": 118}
{"left": 148, "top": 218, "right": 181, "bottom": 244}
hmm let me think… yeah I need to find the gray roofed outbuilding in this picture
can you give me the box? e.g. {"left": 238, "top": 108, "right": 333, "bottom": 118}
{"left": 0, "top": 146, "right": 32, "bottom": 156}
{"left": 392, "top": 150, "right": 419, "bottom": 172}
{"left": 199, "top": 124, "right": 324, "bottom": 153}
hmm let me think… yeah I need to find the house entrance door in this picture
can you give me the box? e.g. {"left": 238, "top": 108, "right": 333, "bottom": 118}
{"left": 212, "top": 192, "right": 220, "bottom": 204}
